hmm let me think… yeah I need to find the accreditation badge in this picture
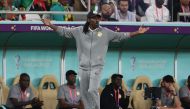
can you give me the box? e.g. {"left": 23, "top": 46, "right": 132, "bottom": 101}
{"left": 118, "top": 94, "right": 121, "bottom": 99}
{"left": 97, "top": 32, "right": 102, "bottom": 37}
{"left": 26, "top": 92, "right": 30, "bottom": 98}
{"left": 76, "top": 91, "right": 80, "bottom": 96}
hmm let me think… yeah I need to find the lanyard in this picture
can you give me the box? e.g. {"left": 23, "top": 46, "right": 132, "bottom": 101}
{"left": 155, "top": 6, "right": 163, "bottom": 21}
{"left": 114, "top": 89, "right": 120, "bottom": 106}
{"left": 20, "top": 90, "right": 27, "bottom": 101}
{"left": 69, "top": 88, "right": 77, "bottom": 103}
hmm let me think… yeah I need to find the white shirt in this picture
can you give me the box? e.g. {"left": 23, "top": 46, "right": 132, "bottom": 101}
{"left": 116, "top": 10, "right": 136, "bottom": 22}
{"left": 145, "top": 5, "right": 170, "bottom": 22}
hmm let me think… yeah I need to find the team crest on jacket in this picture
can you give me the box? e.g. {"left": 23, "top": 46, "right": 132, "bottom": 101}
{"left": 97, "top": 32, "right": 102, "bottom": 37}
{"left": 77, "top": 91, "right": 80, "bottom": 96}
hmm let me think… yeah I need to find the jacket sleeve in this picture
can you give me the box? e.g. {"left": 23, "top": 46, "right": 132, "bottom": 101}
{"left": 106, "top": 28, "right": 130, "bottom": 42}
{"left": 100, "top": 87, "right": 116, "bottom": 109}
{"left": 120, "top": 90, "right": 128, "bottom": 109}
{"left": 56, "top": 26, "right": 78, "bottom": 39}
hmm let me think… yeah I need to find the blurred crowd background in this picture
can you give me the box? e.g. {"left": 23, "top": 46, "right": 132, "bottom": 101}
{"left": 0, "top": 0, "right": 189, "bottom": 22}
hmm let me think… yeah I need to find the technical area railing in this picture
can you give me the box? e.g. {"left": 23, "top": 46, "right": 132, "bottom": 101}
{"left": 177, "top": 12, "right": 190, "bottom": 21}
{"left": 0, "top": 11, "right": 89, "bottom": 15}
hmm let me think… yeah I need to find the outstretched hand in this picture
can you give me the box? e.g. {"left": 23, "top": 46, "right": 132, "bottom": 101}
{"left": 41, "top": 18, "right": 51, "bottom": 26}
{"left": 41, "top": 18, "right": 58, "bottom": 31}
{"left": 129, "top": 25, "right": 150, "bottom": 37}
{"left": 138, "top": 26, "right": 149, "bottom": 34}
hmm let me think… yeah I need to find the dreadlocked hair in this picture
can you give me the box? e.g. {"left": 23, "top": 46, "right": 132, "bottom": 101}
{"left": 83, "top": 21, "right": 90, "bottom": 34}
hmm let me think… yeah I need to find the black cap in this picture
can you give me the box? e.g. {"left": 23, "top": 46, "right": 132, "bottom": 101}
{"left": 66, "top": 70, "right": 77, "bottom": 77}
{"left": 111, "top": 74, "right": 123, "bottom": 80}
{"left": 87, "top": 10, "right": 101, "bottom": 18}
{"left": 163, "top": 75, "right": 174, "bottom": 83}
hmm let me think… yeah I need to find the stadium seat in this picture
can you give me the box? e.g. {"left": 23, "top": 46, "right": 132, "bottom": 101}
{"left": 0, "top": 76, "right": 9, "bottom": 105}
{"left": 38, "top": 75, "right": 59, "bottom": 109}
{"left": 98, "top": 86, "right": 103, "bottom": 96}
{"left": 129, "top": 76, "right": 152, "bottom": 109}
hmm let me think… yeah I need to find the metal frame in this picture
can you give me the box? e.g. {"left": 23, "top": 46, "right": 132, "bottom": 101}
{"left": 177, "top": 12, "right": 190, "bottom": 21}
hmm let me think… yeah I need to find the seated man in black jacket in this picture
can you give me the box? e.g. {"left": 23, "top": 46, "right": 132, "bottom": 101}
{"left": 100, "top": 74, "right": 128, "bottom": 109}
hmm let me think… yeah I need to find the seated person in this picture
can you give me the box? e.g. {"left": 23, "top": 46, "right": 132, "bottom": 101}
{"left": 145, "top": 0, "right": 170, "bottom": 22}
{"left": 57, "top": 70, "right": 84, "bottom": 109}
{"left": 156, "top": 75, "right": 183, "bottom": 109}
{"left": 0, "top": 0, "right": 5, "bottom": 20}
{"left": 6, "top": 73, "right": 43, "bottom": 109}
{"left": 144, "top": 0, "right": 168, "bottom": 6}
{"left": 50, "top": 0, "right": 73, "bottom": 21}
{"left": 100, "top": 3, "right": 118, "bottom": 21}
{"left": 50, "top": 0, "right": 66, "bottom": 21}
{"left": 179, "top": 75, "right": 190, "bottom": 109}
{"left": 100, "top": 74, "right": 128, "bottom": 109}
{"left": 116, "top": 0, "right": 136, "bottom": 22}
{"left": 173, "top": 0, "right": 190, "bottom": 22}
{"left": 3, "top": 0, "right": 18, "bottom": 21}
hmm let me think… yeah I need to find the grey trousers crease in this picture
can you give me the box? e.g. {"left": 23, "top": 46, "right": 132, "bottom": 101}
{"left": 79, "top": 68, "right": 102, "bottom": 109}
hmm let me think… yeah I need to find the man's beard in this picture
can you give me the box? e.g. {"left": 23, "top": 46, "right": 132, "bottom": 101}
{"left": 120, "top": 10, "right": 128, "bottom": 15}
{"left": 102, "top": 14, "right": 111, "bottom": 19}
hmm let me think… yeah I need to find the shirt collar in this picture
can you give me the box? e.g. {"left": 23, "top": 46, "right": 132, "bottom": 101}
{"left": 89, "top": 27, "right": 99, "bottom": 32}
